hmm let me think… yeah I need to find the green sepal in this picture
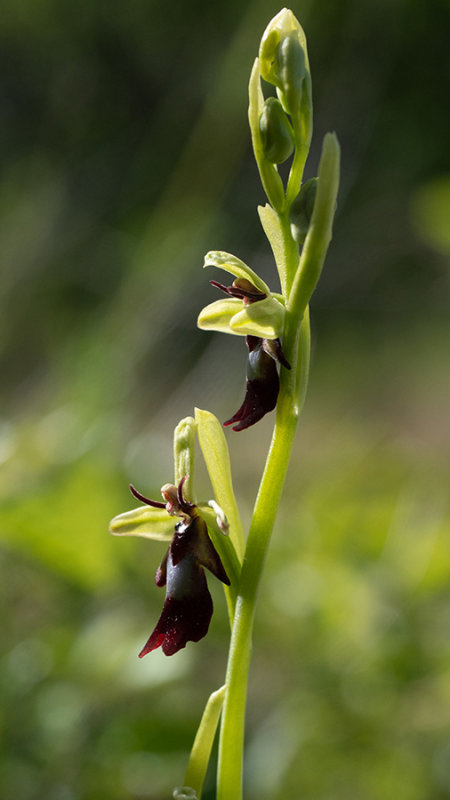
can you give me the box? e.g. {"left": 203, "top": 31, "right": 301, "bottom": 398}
{"left": 109, "top": 506, "right": 173, "bottom": 541}
{"left": 203, "top": 251, "right": 269, "bottom": 294}
{"left": 197, "top": 298, "right": 243, "bottom": 335}
{"left": 229, "top": 295, "right": 285, "bottom": 338}
{"left": 198, "top": 294, "right": 285, "bottom": 339}
{"left": 195, "top": 408, "right": 245, "bottom": 562}
{"left": 257, "top": 203, "right": 288, "bottom": 296}
{"left": 173, "top": 416, "right": 196, "bottom": 501}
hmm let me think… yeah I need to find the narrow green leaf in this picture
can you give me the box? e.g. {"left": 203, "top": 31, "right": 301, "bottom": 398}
{"left": 109, "top": 506, "right": 173, "bottom": 541}
{"left": 195, "top": 408, "right": 245, "bottom": 561}
{"left": 184, "top": 686, "right": 226, "bottom": 797}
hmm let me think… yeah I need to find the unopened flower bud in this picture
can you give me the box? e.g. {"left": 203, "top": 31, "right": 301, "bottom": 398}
{"left": 259, "top": 97, "right": 294, "bottom": 164}
{"left": 275, "top": 31, "right": 306, "bottom": 115}
{"left": 258, "top": 9, "right": 312, "bottom": 141}
{"left": 290, "top": 177, "right": 318, "bottom": 244}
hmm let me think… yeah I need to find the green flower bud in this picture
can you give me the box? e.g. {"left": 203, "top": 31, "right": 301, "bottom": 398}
{"left": 259, "top": 8, "right": 302, "bottom": 86}
{"left": 258, "top": 9, "right": 312, "bottom": 149}
{"left": 290, "top": 177, "right": 318, "bottom": 244}
{"left": 275, "top": 31, "right": 306, "bottom": 115}
{"left": 259, "top": 97, "right": 294, "bottom": 164}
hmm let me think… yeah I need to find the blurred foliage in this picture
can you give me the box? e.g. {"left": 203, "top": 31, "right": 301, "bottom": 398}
{"left": 0, "top": 0, "right": 449, "bottom": 798}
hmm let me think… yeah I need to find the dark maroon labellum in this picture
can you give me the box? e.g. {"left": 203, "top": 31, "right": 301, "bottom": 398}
{"left": 224, "top": 335, "right": 291, "bottom": 431}
{"left": 129, "top": 478, "right": 230, "bottom": 657}
{"left": 208, "top": 277, "right": 291, "bottom": 431}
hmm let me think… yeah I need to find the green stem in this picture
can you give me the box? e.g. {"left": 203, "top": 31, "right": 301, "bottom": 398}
{"left": 216, "top": 134, "right": 339, "bottom": 800}
{"left": 216, "top": 308, "right": 311, "bottom": 800}
{"left": 285, "top": 109, "right": 311, "bottom": 210}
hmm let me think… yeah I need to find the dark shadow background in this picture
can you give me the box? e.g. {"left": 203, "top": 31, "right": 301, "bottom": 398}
{"left": 1, "top": 1, "right": 449, "bottom": 798}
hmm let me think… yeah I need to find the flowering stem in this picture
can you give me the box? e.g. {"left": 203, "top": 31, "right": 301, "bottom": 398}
{"left": 216, "top": 304, "right": 310, "bottom": 799}
{"left": 216, "top": 131, "right": 339, "bottom": 799}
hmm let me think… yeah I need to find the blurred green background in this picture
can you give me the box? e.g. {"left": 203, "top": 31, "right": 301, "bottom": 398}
{"left": 1, "top": 0, "right": 449, "bottom": 798}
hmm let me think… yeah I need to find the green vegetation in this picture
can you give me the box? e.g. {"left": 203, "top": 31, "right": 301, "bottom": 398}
{"left": 0, "top": 0, "right": 448, "bottom": 798}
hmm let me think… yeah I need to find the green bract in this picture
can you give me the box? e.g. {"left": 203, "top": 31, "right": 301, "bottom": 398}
{"left": 290, "top": 177, "right": 318, "bottom": 244}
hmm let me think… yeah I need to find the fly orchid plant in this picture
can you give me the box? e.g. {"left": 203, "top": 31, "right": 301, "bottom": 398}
{"left": 110, "top": 9, "right": 340, "bottom": 799}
